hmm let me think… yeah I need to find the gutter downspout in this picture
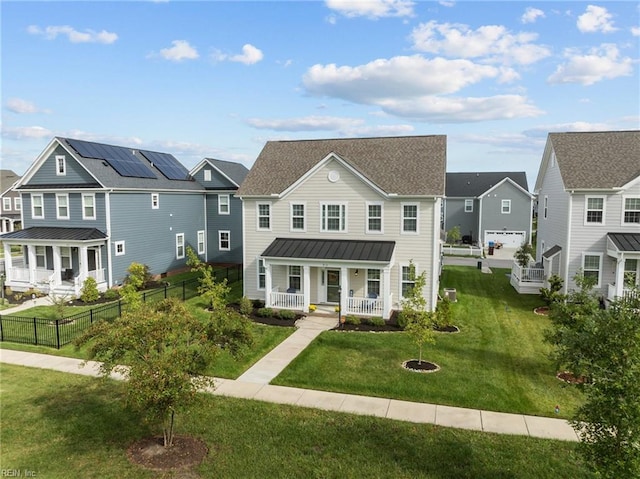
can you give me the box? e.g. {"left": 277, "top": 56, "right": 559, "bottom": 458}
{"left": 563, "top": 193, "right": 573, "bottom": 294}
{"left": 105, "top": 189, "right": 113, "bottom": 287}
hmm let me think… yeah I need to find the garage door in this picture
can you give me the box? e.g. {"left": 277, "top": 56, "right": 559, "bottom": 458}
{"left": 484, "top": 231, "right": 526, "bottom": 247}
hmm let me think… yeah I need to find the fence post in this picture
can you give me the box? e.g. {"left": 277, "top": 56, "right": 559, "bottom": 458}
{"left": 164, "top": 284, "right": 167, "bottom": 299}
{"left": 0, "top": 315, "right": 3, "bottom": 342}
{"left": 118, "top": 299, "right": 122, "bottom": 317}
{"left": 143, "top": 291, "right": 147, "bottom": 303}
{"left": 55, "top": 320, "right": 61, "bottom": 349}
{"left": 33, "top": 317, "right": 38, "bottom": 346}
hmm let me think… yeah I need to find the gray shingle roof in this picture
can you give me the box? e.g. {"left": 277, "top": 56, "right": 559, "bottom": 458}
{"left": 0, "top": 226, "right": 107, "bottom": 241}
{"left": 237, "top": 135, "right": 446, "bottom": 196}
{"left": 549, "top": 131, "right": 640, "bottom": 189}
{"left": 1, "top": 169, "right": 21, "bottom": 195}
{"left": 445, "top": 172, "right": 529, "bottom": 197}
{"left": 57, "top": 138, "right": 203, "bottom": 191}
{"left": 205, "top": 158, "right": 249, "bottom": 187}
{"left": 262, "top": 238, "right": 396, "bottom": 262}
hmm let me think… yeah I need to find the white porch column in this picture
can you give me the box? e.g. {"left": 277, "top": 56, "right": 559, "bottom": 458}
{"left": 79, "top": 246, "right": 89, "bottom": 280}
{"left": 340, "top": 267, "right": 348, "bottom": 316}
{"left": 382, "top": 267, "right": 392, "bottom": 319}
{"left": 27, "top": 245, "right": 36, "bottom": 283}
{"left": 302, "top": 265, "right": 310, "bottom": 313}
{"left": 264, "top": 262, "right": 272, "bottom": 307}
{"left": 9, "top": 219, "right": 14, "bottom": 232}
{"left": 615, "top": 256, "right": 625, "bottom": 299}
{"left": 3, "top": 243, "right": 12, "bottom": 280}
{"left": 52, "top": 246, "right": 62, "bottom": 287}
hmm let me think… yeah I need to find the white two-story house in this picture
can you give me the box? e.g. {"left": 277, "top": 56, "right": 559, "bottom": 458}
{"left": 237, "top": 136, "right": 446, "bottom": 320}
{"left": 534, "top": 130, "right": 640, "bottom": 302}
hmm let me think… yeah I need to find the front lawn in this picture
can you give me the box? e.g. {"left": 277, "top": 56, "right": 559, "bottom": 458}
{"left": 274, "top": 266, "right": 582, "bottom": 418}
{"left": 1, "top": 364, "right": 591, "bottom": 478}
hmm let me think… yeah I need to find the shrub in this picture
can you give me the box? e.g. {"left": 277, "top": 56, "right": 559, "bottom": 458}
{"left": 252, "top": 299, "right": 265, "bottom": 309}
{"left": 80, "top": 277, "right": 100, "bottom": 303}
{"left": 256, "top": 307, "right": 274, "bottom": 318}
{"left": 104, "top": 288, "right": 119, "bottom": 301}
{"left": 369, "top": 316, "right": 385, "bottom": 327}
{"left": 344, "top": 315, "right": 360, "bottom": 325}
{"left": 125, "top": 262, "right": 152, "bottom": 290}
{"left": 540, "top": 274, "right": 564, "bottom": 306}
{"left": 277, "top": 309, "right": 296, "bottom": 320}
{"left": 397, "top": 311, "right": 409, "bottom": 329}
{"left": 434, "top": 297, "right": 453, "bottom": 328}
{"left": 447, "top": 226, "right": 461, "bottom": 244}
{"left": 239, "top": 296, "right": 253, "bottom": 316}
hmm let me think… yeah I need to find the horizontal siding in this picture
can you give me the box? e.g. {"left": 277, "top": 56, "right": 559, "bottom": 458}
{"left": 26, "top": 145, "right": 98, "bottom": 186}
{"left": 206, "top": 194, "right": 243, "bottom": 264}
{"left": 22, "top": 192, "right": 107, "bottom": 231}
{"left": 444, "top": 198, "right": 477, "bottom": 242}
{"left": 480, "top": 182, "right": 531, "bottom": 244}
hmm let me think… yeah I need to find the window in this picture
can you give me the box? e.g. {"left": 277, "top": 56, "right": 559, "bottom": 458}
{"left": 288, "top": 265, "right": 301, "bottom": 291}
{"left": 219, "top": 230, "right": 230, "bottom": 251}
{"left": 585, "top": 196, "right": 604, "bottom": 224}
{"left": 464, "top": 199, "right": 473, "bottom": 213}
{"left": 204, "top": 169, "right": 212, "bottom": 182}
{"left": 321, "top": 203, "right": 346, "bottom": 232}
{"left": 60, "top": 246, "right": 72, "bottom": 270}
{"left": 290, "top": 203, "right": 305, "bottom": 231}
{"left": 401, "top": 264, "right": 416, "bottom": 298}
{"left": 624, "top": 259, "right": 638, "bottom": 287}
{"left": 543, "top": 196, "right": 548, "bottom": 220}
{"left": 623, "top": 197, "right": 640, "bottom": 224}
{"left": 583, "top": 254, "right": 602, "bottom": 287}
{"left": 402, "top": 203, "right": 418, "bottom": 233}
{"left": 367, "top": 269, "right": 381, "bottom": 296}
{"left": 367, "top": 203, "right": 383, "bottom": 233}
{"left": 56, "top": 194, "right": 69, "bottom": 219}
{"left": 114, "top": 241, "right": 125, "bottom": 256}
{"left": 2, "top": 198, "right": 10, "bottom": 211}
{"left": 257, "top": 203, "right": 271, "bottom": 230}
{"left": 197, "top": 230, "right": 205, "bottom": 255}
{"left": 151, "top": 193, "right": 159, "bottom": 209}
{"left": 258, "top": 258, "right": 266, "bottom": 290}
{"left": 82, "top": 194, "right": 95, "bottom": 220}
{"left": 35, "top": 246, "right": 46, "bottom": 268}
{"left": 176, "top": 233, "right": 185, "bottom": 259}
{"left": 218, "top": 194, "right": 230, "bottom": 215}
{"left": 31, "top": 194, "right": 44, "bottom": 219}
{"left": 56, "top": 155, "right": 66, "bottom": 176}
{"left": 501, "top": 199, "right": 511, "bottom": 214}
{"left": 14, "top": 197, "right": 21, "bottom": 211}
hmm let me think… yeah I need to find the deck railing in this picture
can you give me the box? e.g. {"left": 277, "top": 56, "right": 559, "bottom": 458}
{"left": 511, "top": 262, "right": 545, "bottom": 283}
{"left": 270, "top": 289, "right": 305, "bottom": 310}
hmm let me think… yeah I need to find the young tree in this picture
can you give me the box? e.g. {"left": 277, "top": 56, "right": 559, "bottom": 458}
{"left": 513, "top": 243, "right": 535, "bottom": 268}
{"left": 539, "top": 274, "right": 564, "bottom": 306}
{"left": 187, "top": 246, "right": 228, "bottom": 311}
{"left": 446, "top": 226, "right": 461, "bottom": 245}
{"left": 400, "top": 261, "right": 435, "bottom": 363}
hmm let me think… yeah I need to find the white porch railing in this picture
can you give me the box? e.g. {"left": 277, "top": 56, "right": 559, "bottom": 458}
{"left": 608, "top": 283, "right": 638, "bottom": 301}
{"left": 8, "top": 267, "right": 30, "bottom": 282}
{"left": 88, "top": 268, "right": 106, "bottom": 283}
{"left": 511, "top": 262, "right": 545, "bottom": 283}
{"left": 270, "top": 289, "right": 305, "bottom": 310}
{"left": 346, "top": 296, "right": 383, "bottom": 316}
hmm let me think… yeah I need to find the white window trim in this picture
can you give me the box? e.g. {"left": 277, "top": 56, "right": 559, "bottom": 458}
{"left": 82, "top": 193, "right": 96, "bottom": 220}
{"left": 501, "top": 199, "right": 511, "bottom": 214}
{"left": 400, "top": 263, "right": 418, "bottom": 299}
{"left": 218, "top": 230, "right": 230, "bottom": 251}
{"left": 176, "top": 233, "right": 185, "bottom": 259}
{"left": 366, "top": 201, "right": 384, "bottom": 234}
{"left": 31, "top": 193, "right": 44, "bottom": 219}
{"left": 56, "top": 193, "right": 69, "bottom": 220}
{"left": 401, "top": 202, "right": 419, "bottom": 234}
{"left": 204, "top": 169, "right": 212, "bottom": 182}
{"left": 584, "top": 195, "right": 606, "bottom": 225}
{"left": 257, "top": 258, "right": 266, "bottom": 290}
{"left": 2, "top": 198, "right": 10, "bottom": 211}
{"left": 622, "top": 196, "right": 640, "bottom": 224}
{"left": 197, "top": 230, "right": 206, "bottom": 255}
{"left": 366, "top": 268, "right": 381, "bottom": 296}
{"left": 56, "top": 155, "right": 66, "bottom": 176}
{"left": 150, "top": 193, "right": 159, "bottom": 210}
{"left": 288, "top": 265, "right": 301, "bottom": 291}
{"left": 218, "top": 194, "right": 230, "bottom": 215}
{"left": 290, "top": 202, "right": 306, "bottom": 232}
{"left": 543, "top": 196, "right": 548, "bottom": 220}
{"left": 582, "top": 252, "right": 603, "bottom": 288}
{"left": 464, "top": 199, "right": 473, "bottom": 213}
{"left": 14, "top": 197, "right": 21, "bottom": 211}
{"left": 114, "top": 241, "right": 125, "bottom": 256}
{"left": 320, "top": 202, "right": 348, "bottom": 233}
{"left": 256, "top": 202, "right": 272, "bottom": 231}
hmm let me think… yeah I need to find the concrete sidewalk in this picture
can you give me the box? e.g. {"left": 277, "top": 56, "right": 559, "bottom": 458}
{"left": 1, "top": 295, "right": 54, "bottom": 314}
{"left": 0, "top": 348, "right": 579, "bottom": 442}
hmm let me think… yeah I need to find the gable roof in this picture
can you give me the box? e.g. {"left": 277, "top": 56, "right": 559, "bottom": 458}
{"left": 0, "top": 170, "right": 21, "bottom": 195}
{"left": 198, "top": 158, "right": 249, "bottom": 188}
{"left": 547, "top": 131, "right": 640, "bottom": 190}
{"left": 237, "top": 135, "right": 446, "bottom": 197}
{"left": 446, "top": 172, "right": 529, "bottom": 197}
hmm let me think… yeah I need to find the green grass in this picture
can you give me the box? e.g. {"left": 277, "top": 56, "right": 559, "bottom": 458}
{"left": 1, "top": 363, "right": 591, "bottom": 479}
{"left": 274, "top": 266, "right": 582, "bottom": 419}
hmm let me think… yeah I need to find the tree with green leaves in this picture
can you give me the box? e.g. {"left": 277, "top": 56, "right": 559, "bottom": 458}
{"left": 400, "top": 261, "right": 435, "bottom": 364}
{"left": 513, "top": 242, "right": 535, "bottom": 268}
{"left": 446, "top": 226, "right": 461, "bottom": 245}
{"left": 187, "top": 247, "right": 228, "bottom": 311}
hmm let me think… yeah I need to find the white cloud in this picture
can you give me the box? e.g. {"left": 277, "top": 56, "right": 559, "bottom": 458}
{"left": 5, "top": 98, "right": 49, "bottom": 114}
{"left": 521, "top": 7, "right": 545, "bottom": 24}
{"left": 631, "top": 26, "right": 640, "bottom": 36}
{"left": 246, "top": 116, "right": 364, "bottom": 131}
{"left": 2, "top": 126, "right": 53, "bottom": 140}
{"left": 159, "top": 40, "right": 199, "bottom": 62}
{"left": 27, "top": 25, "right": 117, "bottom": 44}
{"left": 577, "top": 5, "right": 617, "bottom": 33}
{"left": 439, "top": 1, "right": 455, "bottom": 7}
{"left": 325, "top": 0, "right": 415, "bottom": 19}
{"left": 548, "top": 44, "right": 633, "bottom": 85}
{"left": 410, "top": 21, "right": 551, "bottom": 65}
{"left": 523, "top": 121, "right": 617, "bottom": 138}
{"left": 230, "top": 44, "right": 264, "bottom": 65}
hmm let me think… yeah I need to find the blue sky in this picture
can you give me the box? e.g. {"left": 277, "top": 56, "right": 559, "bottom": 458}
{"left": 2, "top": 1, "right": 639, "bottom": 186}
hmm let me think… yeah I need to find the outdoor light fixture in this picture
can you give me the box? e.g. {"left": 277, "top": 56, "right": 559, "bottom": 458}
{"left": 355, "top": 269, "right": 359, "bottom": 276}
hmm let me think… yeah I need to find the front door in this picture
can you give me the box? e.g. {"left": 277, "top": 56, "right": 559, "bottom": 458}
{"left": 326, "top": 269, "right": 340, "bottom": 303}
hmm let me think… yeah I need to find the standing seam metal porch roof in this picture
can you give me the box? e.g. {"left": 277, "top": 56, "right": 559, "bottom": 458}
{"left": 608, "top": 233, "right": 640, "bottom": 252}
{"left": 262, "top": 238, "right": 396, "bottom": 262}
{"left": 0, "top": 226, "right": 107, "bottom": 241}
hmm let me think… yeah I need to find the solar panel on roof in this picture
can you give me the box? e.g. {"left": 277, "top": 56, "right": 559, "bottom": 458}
{"left": 66, "top": 138, "right": 156, "bottom": 179}
{"left": 139, "top": 150, "right": 189, "bottom": 180}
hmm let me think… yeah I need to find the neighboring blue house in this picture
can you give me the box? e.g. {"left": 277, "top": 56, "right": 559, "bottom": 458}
{"left": 0, "top": 137, "right": 245, "bottom": 295}
{"left": 189, "top": 158, "right": 248, "bottom": 265}
{"left": 443, "top": 172, "right": 534, "bottom": 247}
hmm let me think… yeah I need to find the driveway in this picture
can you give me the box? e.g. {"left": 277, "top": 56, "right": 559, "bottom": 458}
{"left": 443, "top": 247, "right": 516, "bottom": 270}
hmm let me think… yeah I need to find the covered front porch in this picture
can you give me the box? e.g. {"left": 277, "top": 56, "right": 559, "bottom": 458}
{"left": 606, "top": 233, "right": 640, "bottom": 302}
{"left": 1, "top": 227, "right": 109, "bottom": 296}
{"left": 261, "top": 238, "right": 396, "bottom": 320}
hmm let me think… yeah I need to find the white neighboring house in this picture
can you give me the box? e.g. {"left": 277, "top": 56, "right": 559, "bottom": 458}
{"left": 520, "top": 130, "right": 640, "bottom": 301}
{"left": 236, "top": 136, "right": 447, "bottom": 319}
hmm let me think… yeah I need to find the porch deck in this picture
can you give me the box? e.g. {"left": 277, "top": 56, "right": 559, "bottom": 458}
{"left": 509, "top": 262, "right": 545, "bottom": 294}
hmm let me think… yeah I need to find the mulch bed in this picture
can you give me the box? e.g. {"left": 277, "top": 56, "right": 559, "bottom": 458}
{"left": 402, "top": 360, "right": 440, "bottom": 373}
{"left": 556, "top": 371, "right": 589, "bottom": 385}
{"left": 534, "top": 306, "right": 550, "bottom": 316}
{"left": 435, "top": 325, "right": 460, "bottom": 333}
{"left": 127, "top": 435, "right": 208, "bottom": 471}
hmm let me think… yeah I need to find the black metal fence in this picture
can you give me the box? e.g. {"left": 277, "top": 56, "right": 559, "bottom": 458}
{"left": 0, "top": 264, "right": 243, "bottom": 349}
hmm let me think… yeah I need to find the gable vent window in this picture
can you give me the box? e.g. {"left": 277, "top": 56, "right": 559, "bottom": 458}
{"left": 204, "top": 169, "right": 212, "bottom": 182}
{"left": 151, "top": 193, "right": 159, "bottom": 209}
{"left": 56, "top": 155, "right": 66, "bottom": 176}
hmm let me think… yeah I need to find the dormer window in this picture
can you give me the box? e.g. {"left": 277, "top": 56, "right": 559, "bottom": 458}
{"left": 56, "top": 155, "right": 66, "bottom": 176}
